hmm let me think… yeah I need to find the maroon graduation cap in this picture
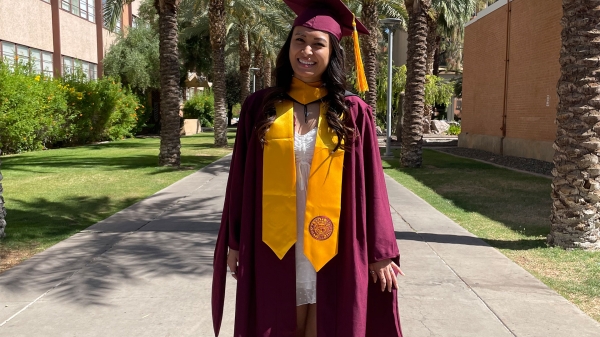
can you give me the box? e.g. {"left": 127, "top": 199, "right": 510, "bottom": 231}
{"left": 284, "top": 0, "right": 370, "bottom": 40}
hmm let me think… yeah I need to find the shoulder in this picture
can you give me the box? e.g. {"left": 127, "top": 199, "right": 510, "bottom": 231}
{"left": 343, "top": 92, "right": 373, "bottom": 121}
{"left": 240, "top": 88, "right": 276, "bottom": 122}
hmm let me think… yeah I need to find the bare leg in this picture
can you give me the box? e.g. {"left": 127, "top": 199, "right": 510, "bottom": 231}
{"left": 296, "top": 304, "right": 308, "bottom": 337}
{"left": 305, "top": 304, "right": 317, "bottom": 337}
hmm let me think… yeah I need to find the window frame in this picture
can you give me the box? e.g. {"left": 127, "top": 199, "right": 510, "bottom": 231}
{"left": 0, "top": 40, "right": 54, "bottom": 78}
{"left": 61, "top": 0, "right": 95, "bottom": 23}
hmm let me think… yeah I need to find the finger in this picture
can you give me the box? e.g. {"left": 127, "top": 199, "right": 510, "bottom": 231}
{"left": 378, "top": 269, "right": 386, "bottom": 292}
{"left": 384, "top": 267, "right": 393, "bottom": 292}
{"left": 391, "top": 262, "right": 405, "bottom": 276}
{"left": 370, "top": 270, "right": 377, "bottom": 283}
{"left": 391, "top": 267, "right": 399, "bottom": 290}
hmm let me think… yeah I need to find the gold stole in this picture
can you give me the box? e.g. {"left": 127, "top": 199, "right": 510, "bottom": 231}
{"left": 263, "top": 79, "right": 344, "bottom": 272}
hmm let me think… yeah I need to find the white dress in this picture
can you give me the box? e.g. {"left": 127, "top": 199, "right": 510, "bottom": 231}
{"left": 294, "top": 127, "right": 318, "bottom": 306}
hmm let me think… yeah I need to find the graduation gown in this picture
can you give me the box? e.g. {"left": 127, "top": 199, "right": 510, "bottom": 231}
{"left": 212, "top": 88, "right": 403, "bottom": 337}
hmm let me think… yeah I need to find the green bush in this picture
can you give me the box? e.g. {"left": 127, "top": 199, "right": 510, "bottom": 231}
{"left": 62, "top": 73, "right": 139, "bottom": 143}
{"left": 183, "top": 93, "right": 214, "bottom": 127}
{"left": 447, "top": 124, "right": 461, "bottom": 135}
{"left": 0, "top": 61, "right": 68, "bottom": 153}
{"left": 0, "top": 61, "right": 140, "bottom": 154}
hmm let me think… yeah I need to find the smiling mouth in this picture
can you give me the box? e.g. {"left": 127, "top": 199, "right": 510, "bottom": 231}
{"left": 298, "top": 59, "right": 316, "bottom": 67}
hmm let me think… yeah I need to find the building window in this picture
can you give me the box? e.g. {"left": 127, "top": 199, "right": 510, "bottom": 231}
{"left": 63, "top": 56, "right": 97, "bottom": 80}
{"left": 0, "top": 41, "right": 53, "bottom": 78}
{"left": 62, "top": 0, "right": 95, "bottom": 23}
{"left": 41, "top": 0, "right": 50, "bottom": 3}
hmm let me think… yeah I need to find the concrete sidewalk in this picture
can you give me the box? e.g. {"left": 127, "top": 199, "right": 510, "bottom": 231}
{"left": 1, "top": 155, "right": 599, "bottom": 336}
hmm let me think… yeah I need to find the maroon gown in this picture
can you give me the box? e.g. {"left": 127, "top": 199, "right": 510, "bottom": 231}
{"left": 212, "top": 89, "right": 403, "bottom": 337}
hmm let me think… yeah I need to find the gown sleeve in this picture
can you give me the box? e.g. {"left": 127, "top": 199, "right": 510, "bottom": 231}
{"left": 360, "top": 103, "right": 400, "bottom": 263}
{"left": 212, "top": 95, "right": 255, "bottom": 336}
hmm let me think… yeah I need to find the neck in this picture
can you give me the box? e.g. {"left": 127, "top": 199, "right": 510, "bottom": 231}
{"left": 288, "top": 77, "right": 328, "bottom": 105}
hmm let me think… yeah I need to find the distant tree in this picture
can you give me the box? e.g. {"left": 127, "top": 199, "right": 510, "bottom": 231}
{"left": 103, "top": 25, "right": 160, "bottom": 96}
{"left": 226, "top": 71, "right": 241, "bottom": 126}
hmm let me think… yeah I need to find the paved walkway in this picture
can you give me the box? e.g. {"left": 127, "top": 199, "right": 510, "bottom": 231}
{"left": 1, "top": 156, "right": 599, "bottom": 337}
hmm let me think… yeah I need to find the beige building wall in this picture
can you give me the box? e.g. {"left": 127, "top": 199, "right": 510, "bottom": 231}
{"left": 102, "top": 29, "right": 119, "bottom": 57}
{"left": 60, "top": 10, "right": 98, "bottom": 63}
{"left": 0, "top": 0, "right": 53, "bottom": 52}
{"left": 460, "top": 0, "right": 562, "bottom": 162}
{"left": 131, "top": 0, "right": 141, "bottom": 17}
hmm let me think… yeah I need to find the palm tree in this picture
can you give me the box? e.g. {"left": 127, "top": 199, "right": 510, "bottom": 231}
{"left": 549, "top": 0, "right": 600, "bottom": 251}
{"left": 350, "top": 0, "right": 406, "bottom": 110}
{"left": 105, "top": 0, "right": 182, "bottom": 166}
{"left": 400, "top": 0, "right": 430, "bottom": 168}
{"left": 209, "top": 0, "right": 228, "bottom": 147}
{"left": 426, "top": 0, "right": 476, "bottom": 75}
{"left": 360, "top": 0, "right": 379, "bottom": 111}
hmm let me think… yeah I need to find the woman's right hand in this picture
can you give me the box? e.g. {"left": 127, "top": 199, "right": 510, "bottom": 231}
{"left": 227, "top": 249, "right": 240, "bottom": 280}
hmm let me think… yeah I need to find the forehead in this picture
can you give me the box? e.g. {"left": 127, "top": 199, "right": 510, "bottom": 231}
{"left": 292, "top": 26, "right": 330, "bottom": 42}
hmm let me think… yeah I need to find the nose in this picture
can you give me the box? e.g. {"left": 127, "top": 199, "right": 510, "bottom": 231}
{"left": 301, "top": 45, "right": 313, "bottom": 56}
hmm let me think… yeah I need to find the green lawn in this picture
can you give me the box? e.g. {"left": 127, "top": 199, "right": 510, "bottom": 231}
{"left": 383, "top": 149, "right": 600, "bottom": 322}
{"left": 0, "top": 133, "right": 233, "bottom": 271}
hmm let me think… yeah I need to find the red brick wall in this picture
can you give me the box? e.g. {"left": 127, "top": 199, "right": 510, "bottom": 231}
{"left": 462, "top": 4, "right": 507, "bottom": 139}
{"left": 462, "top": 0, "right": 562, "bottom": 145}
{"left": 505, "top": 0, "right": 561, "bottom": 142}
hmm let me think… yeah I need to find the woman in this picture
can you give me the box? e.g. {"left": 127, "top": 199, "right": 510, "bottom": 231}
{"left": 212, "top": 1, "right": 403, "bottom": 336}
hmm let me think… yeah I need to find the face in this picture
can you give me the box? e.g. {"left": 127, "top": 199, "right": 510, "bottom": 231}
{"left": 289, "top": 26, "right": 332, "bottom": 83}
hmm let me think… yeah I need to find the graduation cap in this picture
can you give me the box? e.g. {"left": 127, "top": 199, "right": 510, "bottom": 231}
{"left": 283, "top": 0, "right": 370, "bottom": 92}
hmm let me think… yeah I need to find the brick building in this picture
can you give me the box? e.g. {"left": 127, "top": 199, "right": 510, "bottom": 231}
{"left": 0, "top": 0, "right": 141, "bottom": 79}
{"left": 460, "top": 0, "right": 562, "bottom": 162}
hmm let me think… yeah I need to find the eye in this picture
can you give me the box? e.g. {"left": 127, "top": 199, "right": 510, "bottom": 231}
{"left": 295, "top": 38, "right": 305, "bottom": 43}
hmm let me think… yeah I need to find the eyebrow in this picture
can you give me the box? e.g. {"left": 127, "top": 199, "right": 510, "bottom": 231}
{"left": 294, "top": 33, "right": 328, "bottom": 44}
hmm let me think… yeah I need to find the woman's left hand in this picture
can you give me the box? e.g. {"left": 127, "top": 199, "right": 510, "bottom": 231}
{"left": 369, "top": 259, "right": 405, "bottom": 292}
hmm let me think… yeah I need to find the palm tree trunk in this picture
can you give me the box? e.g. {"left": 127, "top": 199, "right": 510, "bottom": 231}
{"left": 550, "top": 0, "right": 600, "bottom": 251}
{"left": 361, "top": 0, "right": 379, "bottom": 111}
{"left": 263, "top": 54, "right": 272, "bottom": 88}
{"left": 210, "top": 0, "right": 228, "bottom": 147}
{"left": 426, "top": 15, "right": 438, "bottom": 75}
{"left": 254, "top": 48, "right": 264, "bottom": 91}
{"left": 239, "top": 29, "right": 251, "bottom": 103}
{"left": 341, "top": 36, "right": 355, "bottom": 85}
{"left": 401, "top": 0, "right": 430, "bottom": 168}
{"left": 156, "top": 0, "right": 181, "bottom": 167}
{"left": 0, "top": 152, "right": 5, "bottom": 239}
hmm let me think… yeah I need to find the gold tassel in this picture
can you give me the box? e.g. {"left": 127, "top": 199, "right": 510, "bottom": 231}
{"left": 352, "top": 14, "right": 369, "bottom": 93}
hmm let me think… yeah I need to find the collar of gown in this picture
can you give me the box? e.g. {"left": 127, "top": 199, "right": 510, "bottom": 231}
{"left": 287, "top": 77, "right": 328, "bottom": 105}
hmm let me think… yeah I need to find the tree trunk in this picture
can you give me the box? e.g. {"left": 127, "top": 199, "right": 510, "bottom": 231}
{"left": 263, "top": 55, "right": 272, "bottom": 88}
{"left": 156, "top": 0, "right": 181, "bottom": 167}
{"left": 361, "top": 0, "right": 379, "bottom": 111}
{"left": 254, "top": 48, "right": 264, "bottom": 91}
{"left": 422, "top": 14, "right": 438, "bottom": 135}
{"left": 432, "top": 36, "right": 441, "bottom": 76}
{"left": 425, "top": 15, "right": 438, "bottom": 75}
{"left": 549, "top": 0, "right": 600, "bottom": 251}
{"left": 0, "top": 151, "right": 5, "bottom": 239}
{"left": 239, "top": 29, "right": 251, "bottom": 103}
{"left": 401, "top": 0, "right": 430, "bottom": 168}
{"left": 341, "top": 36, "right": 355, "bottom": 85}
{"left": 210, "top": 0, "right": 228, "bottom": 147}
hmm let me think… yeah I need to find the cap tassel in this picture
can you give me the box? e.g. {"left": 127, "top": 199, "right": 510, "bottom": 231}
{"left": 352, "top": 14, "right": 369, "bottom": 93}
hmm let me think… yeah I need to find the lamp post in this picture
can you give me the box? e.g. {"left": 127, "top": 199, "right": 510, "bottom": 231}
{"left": 380, "top": 18, "right": 402, "bottom": 158}
{"left": 250, "top": 67, "right": 260, "bottom": 93}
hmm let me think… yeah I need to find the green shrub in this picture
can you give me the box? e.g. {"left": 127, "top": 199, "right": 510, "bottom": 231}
{"left": 0, "top": 61, "right": 68, "bottom": 153}
{"left": 62, "top": 73, "right": 139, "bottom": 143}
{"left": 183, "top": 93, "right": 214, "bottom": 127}
{"left": 447, "top": 124, "right": 461, "bottom": 135}
{"left": 0, "top": 61, "right": 140, "bottom": 154}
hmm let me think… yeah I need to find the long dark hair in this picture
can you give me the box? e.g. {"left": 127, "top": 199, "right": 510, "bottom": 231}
{"left": 256, "top": 29, "right": 354, "bottom": 151}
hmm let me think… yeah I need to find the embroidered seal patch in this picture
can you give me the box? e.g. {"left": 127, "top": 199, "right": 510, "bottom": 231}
{"left": 309, "top": 216, "right": 334, "bottom": 241}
